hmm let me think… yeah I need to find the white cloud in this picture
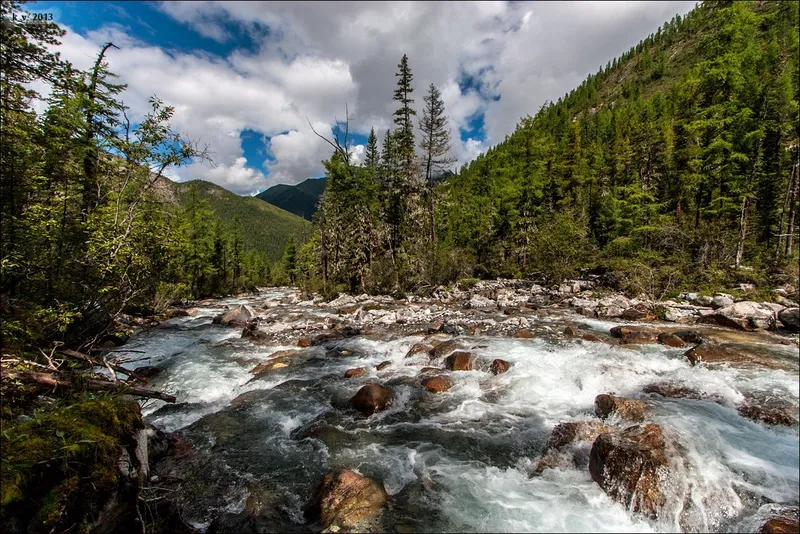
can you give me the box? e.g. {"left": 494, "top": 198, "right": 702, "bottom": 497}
{"left": 42, "top": 0, "right": 697, "bottom": 194}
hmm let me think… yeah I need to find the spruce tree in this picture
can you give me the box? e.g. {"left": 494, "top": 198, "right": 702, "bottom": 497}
{"left": 419, "top": 83, "right": 454, "bottom": 242}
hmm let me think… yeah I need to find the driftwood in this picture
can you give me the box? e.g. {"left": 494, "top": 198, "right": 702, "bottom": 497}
{"left": 59, "top": 348, "right": 149, "bottom": 383}
{"left": 2, "top": 368, "right": 176, "bottom": 403}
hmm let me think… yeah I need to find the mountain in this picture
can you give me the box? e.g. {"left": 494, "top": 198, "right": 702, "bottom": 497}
{"left": 256, "top": 177, "right": 328, "bottom": 220}
{"left": 154, "top": 177, "right": 312, "bottom": 261}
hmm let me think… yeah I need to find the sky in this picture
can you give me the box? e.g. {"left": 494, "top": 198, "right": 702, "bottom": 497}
{"left": 27, "top": 0, "right": 698, "bottom": 196}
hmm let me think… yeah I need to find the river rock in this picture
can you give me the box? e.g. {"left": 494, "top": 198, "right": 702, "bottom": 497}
{"left": 421, "top": 375, "right": 453, "bottom": 393}
{"left": 404, "top": 342, "right": 433, "bottom": 358}
{"left": 349, "top": 383, "right": 393, "bottom": 416}
{"left": 755, "top": 505, "right": 799, "bottom": 533}
{"left": 672, "top": 330, "right": 704, "bottom": 344}
{"left": 297, "top": 336, "right": 313, "bottom": 348}
{"left": 683, "top": 343, "right": 778, "bottom": 368}
{"left": 344, "top": 367, "right": 368, "bottom": 379}
{"left": 513, "top": 329, "right": 535, "bottom": 339}
{"left": 663, "top": 306, "right": 696, "bottom": 323}
{"left": 430, "top": 339, "right": 464, "bottom": 359}
{"left": 376, "top": 361, "right": 392, "bottom": 371}
{"left": 133, "top": 366, "right": 162, "bottom": 379}
{"left": 698, "top": 301, "right": 776, "bottom": 331}
{"left": 214, "top": 305, "right": 257, "bottom": 327}
{"left": 778, "top": 307, "right": 799, "bottom": 331}
{"left": 621, "top": 304, "right": 656, "bottom": 321}
{"left": 420, "top": 367, "right": 440, "bottom": 374}
{"left": 609, "top": 326, "right": 659, "bottom": 344}
{"left": 594, "top": 394, "right": 647, "bottom": 421}
{"left": 327, "top": 294, "right": 357, "bottom": 308}
{"left": 657, "top": 332, "right": 686, "bottom": 348}
{"left": 642, "top": 382, "right": 703, "bottom": 400}
{"left": 249, "top": 350, "right": 300, "bottom": 376}
{"left": 546, "top": 420, "right": 612, "bottom": 451}
{"left": 589, "top": 423, "right": 670, "bottom": 519}
{"left": 468, "top": 295, "right": 496, "bottom": 309}
{"left": 490, "top": 359, "right": 511, "bottom": 375}
{"left": 711, "top": 295, "right": 735, "bottom": 309}
{"left": 582, "top": 333, "right": 602, "bottom": 342}
{"left": 563, "top": 326, "right": 578, "bottom": 336}
{"left": 737, "top": 394, "right": 798, "bottom": 427}
{"left": 304, "top": 469, "right": 388, "bottom": 531}
{"left": 445, "top": 351, "right": 475, "bottom": 371}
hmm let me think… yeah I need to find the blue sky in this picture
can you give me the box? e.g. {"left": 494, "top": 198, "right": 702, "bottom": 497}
{"left": 28, "top": 1, "right": 696, "bottom": 195}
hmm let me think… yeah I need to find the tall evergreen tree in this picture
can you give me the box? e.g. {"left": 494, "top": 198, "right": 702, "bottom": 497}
{"left": 419, "top": 83, "right": 455, "bottom": 242}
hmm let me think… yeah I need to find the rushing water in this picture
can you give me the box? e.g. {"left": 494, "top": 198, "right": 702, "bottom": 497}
{"left": 116, "top": 289, "right": 799, "bottom": 533}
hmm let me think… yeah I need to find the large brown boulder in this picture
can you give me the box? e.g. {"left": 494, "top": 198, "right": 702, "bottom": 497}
{"left": 698, "top": 301, "right": 776, "bottom": 331}
{"left": 609, "top": 326, "right": 659, "bottom": 344}
{"left": 594, "top": 394, "right": 647, "bottom": 422}
{"left": 430, "top": 339, "right": 464, "bottom": 359}
{"left": 684, "top": 343, "right": 784, "bottom": 369}
{"left": 756, "top": 505, "right": 799, "bottom": 533}
{"left": 490, "top": 359, "right": 512, "bottom": 375}
{"left": 349, "top": 383, "right": 394, "bottom": 416}
{"left": 421, "top": 375, "right": 453, "bottom": 393}
{"left": 344, "top": 367, "right": 368, "bottom": 379}
{"left": 589, "top": 424, "right": 670, "bottom": 519}
{"left": 404, "top": 342, "right": 432, "bottom": 359}
{"left": 778, "top": 307, "right": 799, "bottom": 331}
{"left": 672, "top": 330, "right": 704, "bottom": 344}
{"left": 642, "top": 382, "right": 703, "bottom": 400}
{"left": 376, "top": 361, "right": 392, "bottom": 371}
{"left": 214, "top": 305, "right": 256, "bottom": 327}
{"left": 737, "top": 394, "right": 798, "bottom": 427}
{"left": 545, "top": 421, "right": 612, "bottom": 451}
{"left": 304, "top": 469, "right": 387, "bottom": 531}
{"left": 444, "top": 351, "right": 475, "bottom": 371}
{"left": 620, "top": 304, "right": 656, "bottom": 321}
{"left": 657, "top": 332, "right": 685, "bottom": 348}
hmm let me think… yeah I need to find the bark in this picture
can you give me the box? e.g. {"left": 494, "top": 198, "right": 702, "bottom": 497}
{"left": 734, "top": 196, "right": 749, "bottom": 269}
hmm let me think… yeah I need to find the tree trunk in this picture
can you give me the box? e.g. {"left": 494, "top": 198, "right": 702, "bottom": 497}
{"left": 786, "top": 162, "right": 799, "bottom": 257}
{"left": 734, "top": 196, "right": 749, "bottom": 269}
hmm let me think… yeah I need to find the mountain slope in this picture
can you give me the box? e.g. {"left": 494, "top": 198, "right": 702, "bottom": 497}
{"left": 256, "top": 177, "right": 327, "bottom": 220}
{"left": 154, "top": 177, "right": 312, "bottom": 261}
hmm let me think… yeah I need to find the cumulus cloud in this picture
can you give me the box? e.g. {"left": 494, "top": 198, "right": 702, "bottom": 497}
{"left": 43, "top": 0, "right": 697, "bottom": 194}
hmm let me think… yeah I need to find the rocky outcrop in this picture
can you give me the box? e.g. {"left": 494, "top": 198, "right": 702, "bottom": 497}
{"left": 344, "top": 368, "right": 368, "bottom": 379}
{"left": 349, "top": 383, "right": 393, "bottom": 416}
{"left": 778, "top": 307, "right": 799, "bottom": 331}
{"left": 304, "top": 469, "right": 387, "bottom": 531}
{"left": 213, "top": 305, "right": 256, "bottom": 327}
{"left": 594, "top": 394, "right": 647, "bottom": 422}
{"left": 698, "top": 301, "right": 776, "bottom": 331}
{"left": 490, "top": 359, "right": 511, "bottom": 375}
{"left": 589, "top": 424, "right": 671, "bottom": 519}
{"left": 444, "top": 351, "right": 475, "bottom": 371}
{"left": 421, "top": 375, "right": 453, "bottom": 393}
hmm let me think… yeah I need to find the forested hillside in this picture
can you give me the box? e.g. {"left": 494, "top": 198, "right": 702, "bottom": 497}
{"left": 299, "top": 0, "right": 799, "bottom": 298}
{"left": 156, "top": 177, "right": 312, "bottom": 260}
{"left": 256, "top": 177, "right": 328, "bottom": 220}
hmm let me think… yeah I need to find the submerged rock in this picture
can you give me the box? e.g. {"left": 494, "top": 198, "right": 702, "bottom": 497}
{"left": 249, "top": 350, "right": 300, "bottom": 376}
{"left": 513, "top": 329, "right": 535, "bottom": 339}
{"left": 490, "top": 359, "right": 511, "bottom": 375}
{"left": 430, "top": 339, "right": 464, "bottom": 359}
{"left": 737, "top": 394, "right": 798, "bottom": 427}
{"left": 444, "top": 351, "right": 475, "bottom": 371}
{"left": 133, "top": 365, "right": 162, "bottom": 379}
{"left": 755, "top": 505, "right": 799, "bottom": 533}
{"left": 563, "top": 326, "right": 578, "bottom": 336}
{"left": 642, "top": 382, "right": 703, "bottom": 400}
{"left": 609, "top": 326, "right": 658, "bottom": 344}
{"left": 672, "top": 330, "right": 704, "bottom": 344}
{"left": 376, "top": 361, "right": 392, "bottom": 371}
{"left": 214, "top": 305, "right": 257, "bottom": 327}
{"left": 582, "top": 333, "right": 602, "bottom": 342}
{"left": 594, "top": 394, "right": 647, "bottom": 422}
{"left": 349, "top": 383, "right": 394, "bottom": 416}
{"left": 589, "top": 423, "right": 670, "bottom": 520}
{"left": 404, "top": 342, "right": 432, "bottom": 359}
{"left": 421, "top": 375, "right": 453, "bottom": 393}
{"left": 344, "top": 367, "right": 368, "bottom": 379}
{"left": 546, "top": 420, "right": 612, "bottom": 451}
{"left": 304, "top": 469, "right": 387, "bottom": 531}
{"left": 657, "top": 332, "right": 686, "bottom": 348}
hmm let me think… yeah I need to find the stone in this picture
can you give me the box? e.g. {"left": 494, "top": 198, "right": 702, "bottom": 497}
{"left": 304, "top": 469, "right": 387, "bottom": 531}
{"left": 563, "top": 326, "right": 578, "bottom": 336}
{"left": 327, "top": 294, "right": 357, "bottom": 308}
{"left": 737, "top": 395, "right": 797, "bottom": 427}
{"left": 589, "top": 424, "right": 670, "bottom": 520}
{"left": 444, "top": 351, "right": 475, "bottom": 371}
{"left": 642, "top": 382, "right": 703, "bottom": 400}
{"left": 419, "top": 367, "right": 440, "bottom": 374}
{"left": 421, "top": 375, "right": 453, "bottom": 393}
{"left": 349, "top": 383, "right": 394, "bottom": 416}
{"left": 778, "top": 307, "right": 799, "bottom": 331}
{"left": 756, "top": 505, "right": 799, "bottom": 534}
{"left": 376, "top": 361, "right": 392, "bottom": 371}
{"left": 657, "top": 332, "right": 685, "bottom": 348}
{"left": 663, "top": 307, "right": 696, "bottom": 323}
{"left": 609, "top": 326, "right": 659, "bottom": 344}
{"left": 620, "top": 305, "right": 656, "bottom": 321}
{"left": 468, "top": 295, "right": 495, "bottom": 309}
{"left": 344, "top": 368, "right": 368, "bottom": 379}
{"left": 132, "top": 366, "right": 162, "bottom": 379}
{"left": 430, "top": 339, "right": 464, "bottom": 359}
{"left": 404, "top": 342, "right": 433, "bottom": 358}
{"left": 513, "top": 329, "right": 535, "bottom": 338}
{"left": 594, "top": 394, "right": 647, "bottom": 422}
{"left": 490, "top": 359, "right": 511, "bottom": 375}
{"left": 672, "top": 330, "right": 704, "bottom": 344}
{"left": 214, "top": 305, "right": 256, "bottom": 327}
{"left": 297, "top": 336, "right": 313, "bottom": 348}
{"left": 711, "top": 295, "right": 735, "bottom": 309}
{"left": 249, "top": 350, "right": 300, "bottom": 376}
{"left": 684, "top": 343, "right": 781, "bottom": 369}
{"left": 698, "top": 301, "right": 776, "bottom": 331}
{"left": 545, "top": 420, "right": 612, "bottom": 451}
{"left": 582, "top": 333, "right": 602, "bottom": 342}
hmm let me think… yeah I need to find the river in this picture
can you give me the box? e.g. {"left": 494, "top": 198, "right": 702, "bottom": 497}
{"left": 115, "top": 287, "right": 799, "bottom": 533}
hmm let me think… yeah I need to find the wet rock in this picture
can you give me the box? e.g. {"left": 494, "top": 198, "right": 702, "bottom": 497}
{"left": 589, "top": 423, "right": 670, "bottom": 520}
{"left": 214, "top": 305, "right": 257, "bottom": 327}
{"left": 241, "top": 324, "right": 270, "bottom": 341}
{"left": 311, "top": 326, "right": 363, "bottom": 346}
{"left": 208, "top": 484, "right": 305, "bottom": 534}
{"left": 683, "top": 343, "right": 781, "bottom": 369}
{"left": 672, "top": 330, "right": 704, "bottom": 344}
{"left": 546, "top": 421, "right": 612, "bottom": 451}
{"left": 419, "top": 367, "right": 440, "bottom": 374}
{"left": 376, "top": 361, "right": 392, "bottom": 371}
{"left": 297, "top": 336, "right": 313, "bottom": 348}
{"left": 421, "top": 375, "right": 453, "bottom": 393}
{"left": 778, "top": 307, "right": 799, "bottom": 331}
{"left": 594, "top": 394, "right": 647, "bottom": 422}
{"left": 404, "top": 342, "right": 433, "bottom": 359}
{"left": 657, "top": 332, "right": 686, "bottom": 348}
{"left": 145, "top": 424, "right": 170, "bottom": 465}
{"left": 582, "top": 333, "right": 602, "bottom": 342}
{"left": 698, "top": 301, "right": 776, "bottom": 331}
{"left": 327, "top": 348, "right": 356, "bottom": 358}
{"left": 133, "top": 366, "right": 162, "bottom": 379}
{"left": 642, "top": 382, "right": 703, "bottom": 400}
{"left": 349, "top": 383, "right": 394, "bottom": 416}
{"left": 444, "top": 351, "right": 475, "bottom": 371}
{"left": 490, "top": 359, "right": 511, "bottom": 375}
{"left": 756, "top": 505, "right": 799, "bottom": 533}
{"left": 621, "top": 304, "right": 656, "bottom": 321}
{"left": 609, "top": 326, "right": 658, "bottom": 344}
{"left": 304, "top": 469, "right": 388, "bottom": 531}
{"left": 512, "top": 329, "right": 535, "bottom": 339}
{"left": 430, "top": 339, "right": 464, "bottom": 359}
{"left": 738, "top": 395, "right": 798, "bottom": 427}
{"left": 563, "top": 326, "right": 578, "bottom": 336}
{"left": 344, "top": 367, "right": 368, "bottom": 379}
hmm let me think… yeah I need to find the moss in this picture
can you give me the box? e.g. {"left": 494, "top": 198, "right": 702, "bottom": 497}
{"left": 0, "top": 396, "right": 142, "bottom": 533}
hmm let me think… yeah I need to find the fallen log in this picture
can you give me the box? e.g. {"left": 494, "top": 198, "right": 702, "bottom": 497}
{"left": 59, "top": 348, "right": 149, "bottom": 383}
{"left": 2, "top": 368, "right": 176, "bottom": 403}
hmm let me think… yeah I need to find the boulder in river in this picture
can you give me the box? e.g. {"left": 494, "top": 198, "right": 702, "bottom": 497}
{"left": 737, "top": 394, "right": 798, "bottom": 427}
{"left": 512, "top": 329, "right": 535, "bottom": 339}
{"left": 376, "top": 361, "right": 392, "bottom": 371}
{"left": 422, "top": 375, "right": 453, "bottom": 393}
{"left": 620, "top": 304, "right": 656, "bottom": 321}
{"left": 297, "top": 336, "right": 313, "bottom": 348}
{"left": 672, "top": 330, "right": 704, "bottom": 344}
{"left": 657, "top": 332, "right": 686, "bottom": 348}
{"left": 778, "top": 307, "right": 799, "bottom": 331}
{"left": 594, "top": 394, "right": 647, "bottom": 422}
{"left": 755, "top": 505, "right": 799, "bottom": 533}
{"left": 304, "top": 469, "right": 387, "bottom": 531}
{"left": 445, "top": 351, "right": 475, "bottom": 371}
{"left": 698, "top": 301, "right": 776, "bottom": 331}
{"left": 582, "top": 333, "right": 602, "bottom": 342}
{"left": 249, "top": 350, "right": 300, "bottom": 376}
{"left": 609, "top": 326, "right": 659, "bottom": 344}
{"left": 642, "top": 382, "right": 704, "bottom": 400}
{"left": 404, "top": 342, "right": 433, "bottom": 359}
{"left": 563, "top": 326, "right": 578, "bottom": 336}
{"left": 490, "top": 359, "right": 512, "bottom": 375}
{"left": 589, "top": 423, "right": 671, "bottom": 520}
{"left": 349, "top": 383, "right": 394, "bottom": 416}
{"left": 430, "top": 339, "right": 464, "bottom": 359}
{"left": 214, "top": 304, "right": 256, "bottom": 327}
{"left": 132, "top": 366, "right": 162, "bottom": 379}
{"left": 683, "top": 342, "right": 783, "bottom": 369}
{"left": 344, "top": 367, "right": 368, "bottom": 379}
{"left": 546, "top": 420, "right": 612, "bottom": 451}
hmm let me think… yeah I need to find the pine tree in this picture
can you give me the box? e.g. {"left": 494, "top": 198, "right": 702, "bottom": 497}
{"left": 419, "top": 83, "right": 455, "bottom": 242}
{"left": 393, "top": 54, "right": 417, "bottom": 182}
